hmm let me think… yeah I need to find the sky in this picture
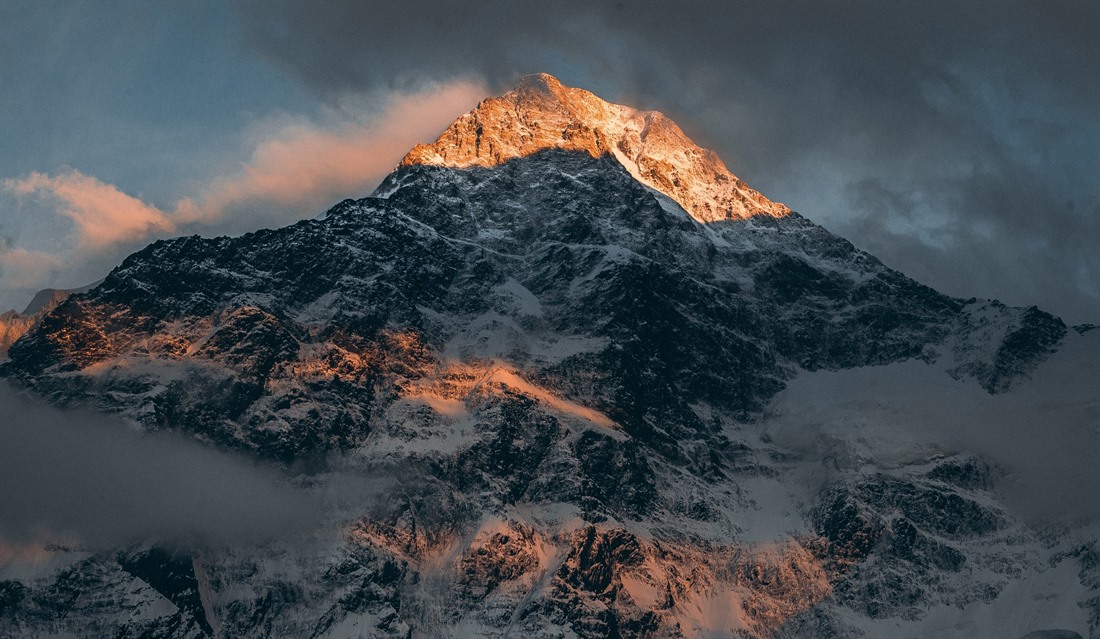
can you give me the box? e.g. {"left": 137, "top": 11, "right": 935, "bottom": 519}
{"left": 1, "top": 0, "right": 1097, "bottom": 323}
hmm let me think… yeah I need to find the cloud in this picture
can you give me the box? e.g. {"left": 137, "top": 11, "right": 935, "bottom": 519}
{"left": 179, "top": 79, "right": 487, "bottom": 232}
{"left": 764, "top": 331, "right": 1100, "bottom": 524}
{"left": 0, "top": 242, "right": 64, "bottom": 289}
{"left": 0, "top": 381, "right": 399, "bottom": 552}
{"left": 0, "top": 80, "right": 485, "bottom": 308}
{"left": 840, "top": 172, "right": 1100, "bottom": 325}
{"left": 2, "top": 170, "right": 175, "bottom": 251}
{"left": 0, "top": 382, "right": 320, "bottom": 549}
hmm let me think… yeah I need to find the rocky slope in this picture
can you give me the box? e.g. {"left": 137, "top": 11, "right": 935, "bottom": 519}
{"left": 0, "top": 282, "right": 98, "bottom": 356}
{"left": 0, "top": 75, "right": 1093, "bottom": 639}
{"left": 0, "top": 311, "right": 35, "bottom": 357}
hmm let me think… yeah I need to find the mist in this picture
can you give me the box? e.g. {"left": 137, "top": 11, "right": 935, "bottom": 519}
{"left": 764, "top": 330, "right": 1100, "bottom": 525}
{"left": 0, "top": 382, "right": 332, "bottom": 552}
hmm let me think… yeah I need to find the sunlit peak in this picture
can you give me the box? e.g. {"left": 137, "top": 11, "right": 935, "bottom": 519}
{"left": 397, "top": 73, "right": 790, "bottom": 223}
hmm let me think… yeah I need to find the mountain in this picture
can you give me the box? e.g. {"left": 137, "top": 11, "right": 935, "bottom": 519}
{"left": 1, "top": 74, "right": 1095, "bottom": 639}
{"left": 0, "top": 281, "right": 100, "bottom": 356}
{"left": 0, "top": 311, "right": 35, "bottom": 357}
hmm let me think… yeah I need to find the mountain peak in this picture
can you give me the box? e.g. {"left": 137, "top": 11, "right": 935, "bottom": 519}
{"left": 398, "top": 73, "right": 789, "bottom": 222}
{"left": 513, "top": 72, "right": 565, "bottom": 95}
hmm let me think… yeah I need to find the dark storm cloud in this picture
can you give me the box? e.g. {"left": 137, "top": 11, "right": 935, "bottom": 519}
{"left": 236, "top": 0, "right": 1100, "bottom": 322}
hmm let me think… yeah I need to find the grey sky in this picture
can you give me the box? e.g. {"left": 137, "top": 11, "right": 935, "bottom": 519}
{"left": 1, "top": 0, "right": 1097, "bottom": 322}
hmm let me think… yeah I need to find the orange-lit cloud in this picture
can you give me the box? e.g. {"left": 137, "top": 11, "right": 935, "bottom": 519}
{"left": 180, "top": 80, "right": 487, "bottom": 225}
{"left": 0, "top": 244, "right": 65, "bottom": 288}
{"left": 0, "top": 80, "right": 486, "bottom": 303}
{"left": 2, "top": 170, "right": 175, "bottom": 251}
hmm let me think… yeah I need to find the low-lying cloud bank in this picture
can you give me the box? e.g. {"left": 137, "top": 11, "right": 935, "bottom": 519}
{"left": 0, "top": 382, "right": 328, "bottom": 551}
{"left": 765, "top": 330, "right": 1100, "bottom": 524}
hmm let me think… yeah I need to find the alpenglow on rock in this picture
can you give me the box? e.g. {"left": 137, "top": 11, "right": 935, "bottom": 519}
{"left": 401, "top": 72, "right": 790, "bottom": 223}
{"left": 1, "top": 74, "right": 1093, "bottom": 639}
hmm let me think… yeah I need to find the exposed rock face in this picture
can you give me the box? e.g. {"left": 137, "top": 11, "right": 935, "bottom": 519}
{"left": 0, "top": 282, "right": 100, "bottom": 356}
{"left": 0, "top": 310, "right": 35, "bottom": 356}
{"left": 0, "top": 75, "right": 1092, "bottom": 639}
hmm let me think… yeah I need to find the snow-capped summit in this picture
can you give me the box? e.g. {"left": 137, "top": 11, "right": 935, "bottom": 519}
{"left": 400, "top": 72, "right": 790, "bottom": 223}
